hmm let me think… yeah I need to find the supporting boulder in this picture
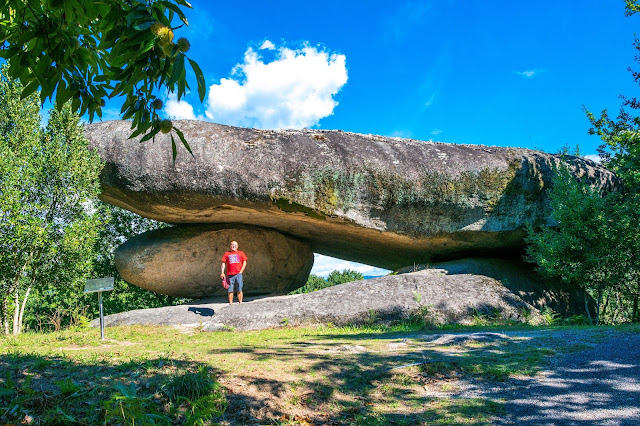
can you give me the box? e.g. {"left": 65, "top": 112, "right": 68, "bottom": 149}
{"left": 115, "top": 224, "right": 314, "bottom": 298}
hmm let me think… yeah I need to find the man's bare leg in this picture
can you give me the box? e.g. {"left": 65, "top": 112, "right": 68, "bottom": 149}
{"left": 238, "top": 291, "right": 243, "bottom": 304}
{"left": 228, "top": 292, "right": 233, "bottom": 305}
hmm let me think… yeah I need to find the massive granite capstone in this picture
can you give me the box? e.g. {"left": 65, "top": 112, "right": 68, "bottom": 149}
{"left": 86, "top": 120, "right": 618, "bottom": 270}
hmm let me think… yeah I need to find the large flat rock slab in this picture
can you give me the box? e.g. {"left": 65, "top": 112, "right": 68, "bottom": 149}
{"left": 95, "top": 265, "right": 581, "bottom": 331}
{"left": 403, "top": 257, "right": 590, "bottom": 317}
{"left": 86, "top": 120, "right": 618, "bottom": 269}
{"left": 115, "top": 224, "right": 313, "bottom": 297}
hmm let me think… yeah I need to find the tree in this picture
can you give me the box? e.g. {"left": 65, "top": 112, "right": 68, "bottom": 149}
{"left": 91, "top": 203, "right": 183, "bottom": 314}
{"left": 0, "top": 0, "right": 205, "bottom": 153}
{"left": 289, "top": 269, "right": 364, "bottom": 294}
{"left": 524, "top": 164, "right": 620, "bottom": 324}
{"left": 22, "top": 203, "right": 185, "bottom": 331}
{"left": 326, "top": 269, "right": 364, "bottom": 286}
{"left": 0, "top": 67, "right": 104, "bottom": 334}
{"left": 0, "top": 65, "right": 42, "bottom": 333}
{"left": 573, "top": 0, "right": 640, "bottom": 322}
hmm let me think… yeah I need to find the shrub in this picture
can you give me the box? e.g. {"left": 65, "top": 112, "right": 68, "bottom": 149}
{"left": 289, "top": 269, "right": 364, "bottom": 294}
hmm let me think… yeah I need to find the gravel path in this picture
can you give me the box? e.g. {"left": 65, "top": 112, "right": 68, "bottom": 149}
{"left": 492, "top": 332, "right": 640, "bottom": 425}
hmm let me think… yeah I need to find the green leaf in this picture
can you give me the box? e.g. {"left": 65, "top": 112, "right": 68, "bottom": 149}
{"left": 128, "top": 126, "right": 147, "bottom": 139}
{"left": 174, "top": 0, "right": 193, "bottom": 8}
{"left": 133, "top": 19, "right": 157, "bottom": 31}
{"left": 168, "top": 52, "right": 185, "bottom": 87}
{"left": 55, "top": 83, "right": 74, "bottom": 109}
{"left": 64, "top": 1, "right": 75, "bottom": 25}
{"left": 171, "top": 134, "right": 177, "bottom": 165}
{"left": 140, "top": 126, "right": 161, "bottom": 142}
{"left": 174, "top": 127, "right": 194, "bottom": 157}
{"left": 188, "top": 58, "right": 206, "bottom": 102}
{"left": 126, "top": 10, "right": 151, "bottom": 23}
{"left": 158, "top": 1, "right": 188, "bottom": 24}
{"left": 140, "top": 36, "right": 157, "bottom": 53}
{"left": 20, "top": 80, "right": 40, "bottom": 100}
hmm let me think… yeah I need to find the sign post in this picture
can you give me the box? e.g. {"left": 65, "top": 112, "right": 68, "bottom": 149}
{"left": 84, "top": 277, "right": 114, "bottom": 340}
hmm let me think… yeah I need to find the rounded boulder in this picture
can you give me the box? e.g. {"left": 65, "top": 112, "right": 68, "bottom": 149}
{"left": 115, "top": 224, "right": 314, "bottom": 298}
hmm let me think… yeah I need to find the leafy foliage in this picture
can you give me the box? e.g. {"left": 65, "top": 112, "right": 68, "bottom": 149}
{"left": 564, "top": 0, "right": 640, "bottom": 323}
{"left": 0, "top": 66, "right": 104, "bottom": 334}
{"left": 0, "top": 0, "right": 205, "bottom": 154}
{"left": 527, "top": 2, "right": 640, "bottom": 325}
{"left": 289, "top": 269, "right": 364, "bottom": 294}
{"left": 525, "top": 163, "right": 640, "bottom": 324}
{"left": 91, "top": 203, "right": 186, "bottom": 314}
{"left": 23, "top": 203, "right": 188, "bottom": 331}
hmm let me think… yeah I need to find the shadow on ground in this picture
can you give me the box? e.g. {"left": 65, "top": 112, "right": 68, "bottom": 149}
{"left": 489, "top": 333, "right": 640, "bottom": 425}
{"left": 3, "top": 328, "right": 638, "bottom": 425}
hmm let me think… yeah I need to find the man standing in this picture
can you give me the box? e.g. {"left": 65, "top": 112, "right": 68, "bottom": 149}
{"left": 221, "top": 240, "right": 248, "bottom": 305}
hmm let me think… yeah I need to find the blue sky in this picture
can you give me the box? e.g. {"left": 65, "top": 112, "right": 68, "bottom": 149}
{"left": 102, "top": 1, "right": 640, "bottom": 276}
{"left": 161, "top": 0, "right": 639, "bottom": 154}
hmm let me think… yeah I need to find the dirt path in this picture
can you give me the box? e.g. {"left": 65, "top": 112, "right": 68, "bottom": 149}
{"left": 489, "top": 332, "right": 640, "bottom": 425}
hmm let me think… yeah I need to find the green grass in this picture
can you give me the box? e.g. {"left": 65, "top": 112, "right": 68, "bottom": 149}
{"left": 1, "top": 322, "right": 638, "bottom": 424}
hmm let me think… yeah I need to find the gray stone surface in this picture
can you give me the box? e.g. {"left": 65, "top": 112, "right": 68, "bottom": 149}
{"left": 115, "top": 224, "right": 313, "bottom": 297}
{"left": 85, "top": 120, "right": 618, "bottom": 269}
{"left": 400, "top": 257, "right": 589, "bottom": 317}
{"left": 94, "top": 267, "right": 545, "bottom": 330}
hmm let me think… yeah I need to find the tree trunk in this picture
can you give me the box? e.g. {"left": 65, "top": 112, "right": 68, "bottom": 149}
{"left": 1, "top": 295, "right": 8, "bottom": 335}
{"left": 602, "top": 295, "right": 610, "bottom": 323}
{"left": 12, "top": 286, "right": 20, "bottom": 335}
{"left": 10, "top": 259, "right": 31, "bottom": 335}
{"left": 17, "top": 286, "right": 31, "bottom": 334}
{"left": 584, "top": 292, "right": 593, "bottom": 324}
{"left": 633, "top": 295, "right": 639, "bottom": 323}
{"left": 595, "top": 291, "right": 602, "bottom": 326}
{"left": 610, "top": 293, "right": 618, "bottom": 324}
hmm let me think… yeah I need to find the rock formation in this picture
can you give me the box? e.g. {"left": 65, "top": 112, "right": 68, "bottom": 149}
{"left": 400, "top": 257, "right": 591, "bottom": 317}
{"left": 86, "top": 120, "right": 618, "bottom": 272}
{"left": 94, "top": 268, "right": 547, "bottom": 331}
{"left": 115, "top": 224, "right": 313, "bottom": 297}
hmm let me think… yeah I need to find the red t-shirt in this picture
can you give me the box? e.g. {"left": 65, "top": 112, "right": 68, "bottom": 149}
{"left": 222, "top": 250, "right": 247, "bottom": 276}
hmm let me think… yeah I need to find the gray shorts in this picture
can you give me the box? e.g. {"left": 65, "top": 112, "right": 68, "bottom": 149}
{"left": 227, "top": 273, "right": 243, "bottom": 293}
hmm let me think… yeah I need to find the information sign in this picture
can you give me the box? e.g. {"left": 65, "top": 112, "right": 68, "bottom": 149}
{"left": 84, "top": 277, "right": 114, "bottom": 294}
{"left": 84, "top": 277, "right": 114, "bottom": 340}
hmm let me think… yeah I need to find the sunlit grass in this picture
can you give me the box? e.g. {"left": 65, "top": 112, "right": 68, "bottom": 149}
{"left": 1, "top": 322, "right": 638, "bottom": 424}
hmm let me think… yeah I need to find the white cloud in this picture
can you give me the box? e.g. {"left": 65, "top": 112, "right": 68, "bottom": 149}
{"left": 259, "top": 40, "right": 276, "bottom": 50}
{"left": 310, "top": 254, "right": 391, "bottom": 278}
{"left": 431, "top": 128, "right": 443, "bottom": 135}
{"left": 164, "top": 93, "right": 200, "bottom": 120}
{"left": 205, "top": 41, "right": 348, "bottom": 129}
{"left": 515, "top": 69, "right": 538, "bottom": 78}
{"left": 583, "top": 154, "right": 602, "bottom": 164}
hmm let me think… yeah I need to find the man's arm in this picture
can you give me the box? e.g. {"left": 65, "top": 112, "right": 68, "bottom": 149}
{"left": 240, "top": 260, "right": 247, "bottom": 274}
{"left": 220, "top": 262, "right": 226, "bottom": 279}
